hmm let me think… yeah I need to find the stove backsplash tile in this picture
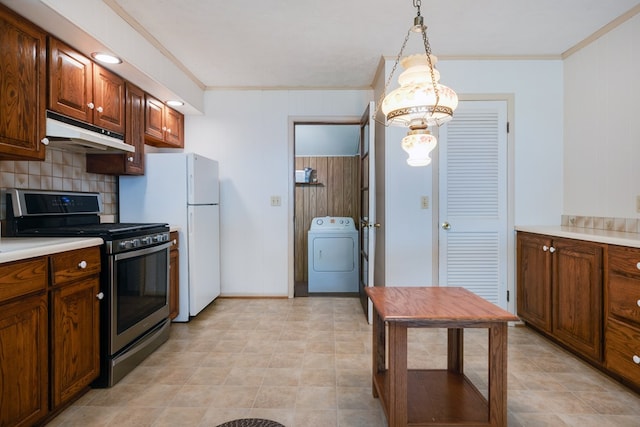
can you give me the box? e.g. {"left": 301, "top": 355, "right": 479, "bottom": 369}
{"left": 0, "top": 148, "right": 117, "bottom": 220}
{"left": 561, "top": 215, "right": 640, "bottom": 233}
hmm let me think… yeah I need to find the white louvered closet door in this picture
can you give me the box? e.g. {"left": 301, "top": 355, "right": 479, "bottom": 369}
{"left": 438, "top": 100, "right": 508, "bottom": 308}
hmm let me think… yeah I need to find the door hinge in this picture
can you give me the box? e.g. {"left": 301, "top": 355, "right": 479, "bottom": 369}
{"left": 506, "top": 122, "right": 510, "bottom": 133}
{"left": 507, "top": 290, "right": 510, "bottom": 302}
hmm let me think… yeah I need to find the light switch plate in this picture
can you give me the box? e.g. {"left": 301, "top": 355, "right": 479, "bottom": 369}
{"left": 270, "top": 196, "right": 281, "bottom": 207}
{"left": 421, "top": 196, "right": 429, "bottom": 209}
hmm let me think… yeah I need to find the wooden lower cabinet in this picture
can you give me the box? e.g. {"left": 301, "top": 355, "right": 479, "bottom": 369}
{"left": 0, "top": 246, "right": 102, "bottom": 426}
{"left": 50, "top": 276, "right": 101, "bottom": 409}
{"left": 0, "top": 257, "right": 49, "bottom": 427}
{"left": 552, "top": 238, "right": 603, "bottom": 362}
{"left": 517, "top": 233, "right": 553, "bottom": 333}
{"left": 0, "top": 293, "right": 48, "bottom": 427}
{"left": 516, "top": 232, "right": 604, "bottom": 363}
{"left": 49, "top": 247, "right": 101, "bottom": 409}
{"left": 606, "top": 245, "right": 640, "bottom": 388}
{"left": 169, "top": 231, "right": 180, "bottom": 320}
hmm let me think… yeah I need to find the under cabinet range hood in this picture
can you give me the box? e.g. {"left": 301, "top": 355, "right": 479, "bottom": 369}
{"left": 45, "top": 111, "right": 134, "bottom": 154}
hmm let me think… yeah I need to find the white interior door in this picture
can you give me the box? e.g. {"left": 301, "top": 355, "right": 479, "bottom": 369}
{"left": 359, "top": 101, "right": 376, "bottom": 322}
{"left": 438, "top": 100, "right": 509, "bottom": 308}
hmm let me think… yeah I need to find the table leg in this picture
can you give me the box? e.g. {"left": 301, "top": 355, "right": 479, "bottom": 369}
{"left": 447, "top": 328, "right": 464, "bottom": 374}
{"left": 388, "top": 322, "right": 408, "bottom": 427}
{"left": 488, "top": 323, "right": 508, "bottom": 426}
{"left": 371, "top": 308, "right": 385, "bottom": 398}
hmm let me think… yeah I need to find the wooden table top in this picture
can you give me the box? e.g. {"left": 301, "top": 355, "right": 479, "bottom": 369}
{"left": 365, "top": 286, "right": 519, "bottom": 323}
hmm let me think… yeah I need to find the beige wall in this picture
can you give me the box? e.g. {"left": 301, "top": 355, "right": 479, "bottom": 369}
{"left": 0, "top": 148, "right": 117, "bottom": 220}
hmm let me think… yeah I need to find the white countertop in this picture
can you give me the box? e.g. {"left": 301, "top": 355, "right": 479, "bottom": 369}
{"left": 0, "top": 237, "right": 104, "bottom": 264}
{"left": 515, "top": 225, "right": 640, "bottom": 248}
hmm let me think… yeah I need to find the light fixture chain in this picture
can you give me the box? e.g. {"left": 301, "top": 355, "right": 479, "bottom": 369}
{"left": 372, "top": 28, "right": 413, "bottom": 125}
{"left": 421, "top": 25, "right": 441, "bottom": 115}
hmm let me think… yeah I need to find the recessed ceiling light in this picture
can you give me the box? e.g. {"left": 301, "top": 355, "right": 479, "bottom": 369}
{"left": 166, "top": 100, "right": 184, "bottom": 107}
{"left": 91, "top": 52, "right": 122, "bottom": 64}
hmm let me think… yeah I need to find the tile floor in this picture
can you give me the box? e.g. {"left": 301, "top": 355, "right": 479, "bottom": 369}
{"left": 48, "top": 297, "right": 640, "bottom": 426}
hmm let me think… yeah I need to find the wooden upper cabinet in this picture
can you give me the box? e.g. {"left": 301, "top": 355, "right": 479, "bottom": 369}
{"left": 92, "top": 64, "right": 125, "bottom": 134}
{"left": 87, "top": 82, "right": 145, "bottom": 175}
{"left": 145, "top": 95, "right": 165, "bottom": 141}
{"left": 48, "top": 38, "right": 124, "bottom": 134}
{"left": 164, "top": 106, "right": 184, "bottom": 146}
{"left": 0, "top": 4, "right": 47, "bottom": 160}
{"left": 144, "top": 94, "right": 184, "bottom": 148}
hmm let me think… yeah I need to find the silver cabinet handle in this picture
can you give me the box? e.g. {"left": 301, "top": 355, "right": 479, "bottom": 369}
{"left": 96, "top": 292, "right": 104, "bottom": 300}
{"left": 41, "top": 137, "right": 49, "bottom": 145}
{"left": 633, "top": 355, "right": 640, "bottom": 364}
{"left": 543, "top": 245, "right": 549, "bottom": 252}
{"left": 96, "top": 106, "right": 103, "bottom": 113}
{"left": 549, "top": 246, "right": 556, "bottom": 253}
{"left": 127, "top": 156, "right": 134, "bottom": 162}
{"left": 78, "top": 260, "right": 88, "bottom": 269}
{"left": 442, "top": 222, "right": 451, "bottom": 230}
{"left": 87, "top": 102, "right": 95, "bottom": 109}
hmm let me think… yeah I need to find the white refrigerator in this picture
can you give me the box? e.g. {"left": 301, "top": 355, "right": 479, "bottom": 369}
{"left": 119, "top": 153, "right": 220, "bottom": 322}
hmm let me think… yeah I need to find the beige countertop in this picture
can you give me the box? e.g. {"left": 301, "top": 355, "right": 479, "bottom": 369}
{"left": 0, "top": 237, "right": 104, "bottom": 264}
{"left": 515, "top": 225, "right": 640, "bottom": 249}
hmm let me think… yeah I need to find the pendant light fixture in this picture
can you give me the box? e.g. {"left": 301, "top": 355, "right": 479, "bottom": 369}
{"left": 375, "top": 0, "right": 458, "bottom": 166}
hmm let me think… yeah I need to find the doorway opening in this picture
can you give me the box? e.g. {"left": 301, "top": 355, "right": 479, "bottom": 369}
{"left": 293, "top": 121, "right": 361, "bottom": 297}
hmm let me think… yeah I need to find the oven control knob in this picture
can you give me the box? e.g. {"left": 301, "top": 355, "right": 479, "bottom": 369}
{"left": 141, "top": 237, "right": 152, "bottom": 245}
{"left": 119, "top": 241, "right": 128, "bottom": 249}
{"left": 131, "top": 239, "right": 140, "bottom": 247}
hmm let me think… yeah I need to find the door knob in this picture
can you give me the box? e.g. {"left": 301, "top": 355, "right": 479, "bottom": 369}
{"left": 360, "top": 221, "right": 369, "bottom": 229}
{"left": 442, "top": 222, "right": 451, "bottom": 230}
{"left": 372, "top": 223, "right": 381, "bottom": 228}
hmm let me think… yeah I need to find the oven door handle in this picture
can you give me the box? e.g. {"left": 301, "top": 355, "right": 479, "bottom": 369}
{"left": 114, "top": 241, "right": 172, "bottom": 261}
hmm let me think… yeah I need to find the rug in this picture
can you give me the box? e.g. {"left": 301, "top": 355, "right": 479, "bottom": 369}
{"left": 215, "top": 419, "right": 285, "bottom": 427}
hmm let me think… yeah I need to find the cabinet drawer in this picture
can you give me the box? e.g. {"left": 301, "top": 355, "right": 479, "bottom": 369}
{"left": 0, "top": 258, "right": 47, "bottom": 303}
{"left": 605, "top": 319, "right": 640, "bottom": 386}
{"left": 50, "top": 247, "right": 101, "bottom": 285}
{"left": 608, "top": 273, "right": 640, "bottom": 325}
{"left": 608, "top": 245, "right": 640, "bottom": 277}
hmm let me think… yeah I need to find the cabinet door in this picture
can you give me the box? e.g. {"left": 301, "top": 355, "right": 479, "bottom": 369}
{"left": 0, "top": 4, "right": 46, "bottom": 160}
{"left": 86, "top": 82, "right": 144, "bottom": 175}
{"left": 92, "top": 64, "right": 125, "bottom": 134}
{"left": 169, "top": 231, "right": 180, "bottom": 320}
{"left": 0, "top": 293, "right": 48, "bottom": 427}
{"left": 50, "top": 277, "right": 100, "bottom": 409}
{"left": 48, "top": 38, "right": 93, "bottom": 124}
{"left": 145, "top": 94, "right": 165, "bottom": 141}
{"left": 164, "top": 106, "right": 184, "bottom": 147}
{"left": 552, "top": 238, "right": 603, "bottom": 362}
{"left": 516, "top": 232, "right": 552, "bottom": 332}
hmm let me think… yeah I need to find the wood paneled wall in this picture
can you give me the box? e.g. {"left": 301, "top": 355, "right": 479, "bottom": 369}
{"left": 294, "top": 156, "right": 360, "bottom": 283}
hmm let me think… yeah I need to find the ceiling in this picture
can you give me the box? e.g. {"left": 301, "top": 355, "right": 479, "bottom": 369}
{"left": 109, "top": 0, "right": 640, "bottom": 89}
{"left": 1, "top": 0, "right": 639, "bottom": 106}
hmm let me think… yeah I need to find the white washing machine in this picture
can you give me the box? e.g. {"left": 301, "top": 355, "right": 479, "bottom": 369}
{"left": 308, "top": 216, "right": 359, "bottom": 293}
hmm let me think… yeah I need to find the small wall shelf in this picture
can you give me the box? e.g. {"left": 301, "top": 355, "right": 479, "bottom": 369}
{"left": 295, "top": 182, "right": 323, "bottom": 186}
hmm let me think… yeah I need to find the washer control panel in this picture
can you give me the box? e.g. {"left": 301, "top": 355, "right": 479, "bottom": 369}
{"left": 310, "top": 216, "right": 356, "bottom": 230}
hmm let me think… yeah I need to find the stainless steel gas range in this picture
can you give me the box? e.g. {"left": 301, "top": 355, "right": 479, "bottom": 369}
{"left": 4, "top": 189, "right": 171, "bottom": 387}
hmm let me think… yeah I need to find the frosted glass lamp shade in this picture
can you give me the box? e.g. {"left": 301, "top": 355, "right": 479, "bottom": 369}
{"left": 381, "top": 54, "right": 458, "bottom": 127}
{"left": 401, "top": 130, "right": 437, "bottom": 167}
